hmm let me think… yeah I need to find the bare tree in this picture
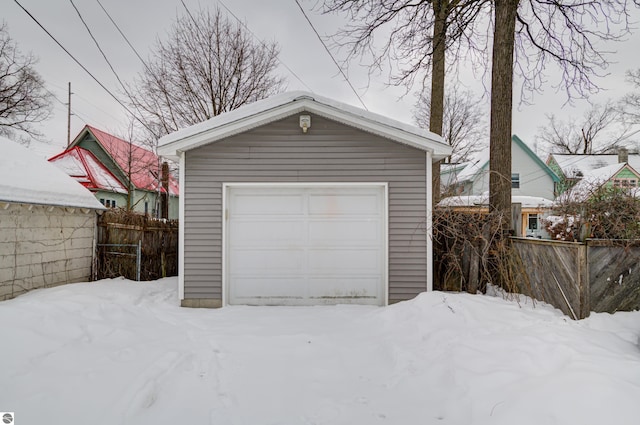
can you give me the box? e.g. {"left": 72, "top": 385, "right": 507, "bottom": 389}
{"left": 537, "top": 102, "right": 631, "bottom": 155}
{"left": 321, "top": 0, "right": 492, "bottom": 205}
{"left": 0, "top": 23, "right": 52, "bottom": 140}
{"left": 621, "top": 69, "right": 640, "bottom": 128}
{"left": 321, "top": 1, "right": 489, "bottom": 89}
{"left": 129, "top": 7, "right": 286, "bottom": 138}
{"left": 323, "top": 0, "right": 636, "bottom": 231}
{"left": 414, "top": 85, "right": 487, "bottom": 163}
{"left": 488, "top": 0, "right": 636, "bottom": 230}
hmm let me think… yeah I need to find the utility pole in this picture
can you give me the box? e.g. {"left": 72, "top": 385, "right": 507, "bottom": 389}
{"left": 67, "top": 82, "right": 72, "bottom": 147}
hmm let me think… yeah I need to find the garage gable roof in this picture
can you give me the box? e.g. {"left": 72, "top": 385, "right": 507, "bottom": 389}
{"left": 157, "top": 91, "right": 452, "bottom": 161}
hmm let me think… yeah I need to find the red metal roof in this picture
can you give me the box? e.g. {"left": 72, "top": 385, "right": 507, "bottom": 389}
{"left": 49, "top": 146, "right": 128, "bottom": 193}
{"left": 82, "top": 126, "right": 179, "bottom": 195}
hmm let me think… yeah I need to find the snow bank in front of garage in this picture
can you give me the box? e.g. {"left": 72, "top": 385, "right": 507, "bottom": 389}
{"left": 1, "top": 277, "right": 639, "bottom": 424}
{"left": 0, "top": 136, "right": 104, "bottom": 209}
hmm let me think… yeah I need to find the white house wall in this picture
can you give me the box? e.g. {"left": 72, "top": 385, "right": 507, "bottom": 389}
{"left": 512, "top": 143, "right": 555, "bottom": 200}
{"left": 0, "top": 204, "right": 97, "bottom": 300}
{"left": 465, "top": 142, "right": 555, "bottom": 199}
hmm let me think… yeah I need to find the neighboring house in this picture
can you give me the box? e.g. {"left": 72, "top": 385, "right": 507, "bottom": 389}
{"left": 440, "top": 162, "right": 468, "bottom": 196}
{"left": 443, "top": 135, "right": 559, "bottom": 200}
{"left": 546, "top": 150, "right": 640, "bottom": 194}
{"left": 558, "top": 162, "right": 640, "bottom": 203}
{"left": 158, "top": 91, "right": 452, "bottom": 307}
{"left": 438, "top": 194, "right": 554, "bottom": 238}
{"left": 49, "top": 146, "right": 129, "bottom": 208}
{"left": 50, "top": 125, "right": 180, "bottom": 219}
{"left": 0, "top": 136, "right": 105, "bottom": 301}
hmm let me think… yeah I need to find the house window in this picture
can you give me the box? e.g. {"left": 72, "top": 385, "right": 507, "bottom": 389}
{"left": 511, "top": 173, "right": 520, "bottom": 189}
{"left": 99, "top": 198, "right": 105, "bottom": 205}
{"left": 145, "top": 201, "right": 149, "bottom": 214}
{"left": 528, "top": 214, "right": 539, "bottom": 231}
{"left": 112, "top": 199, "right": 116, "bottom": 208}
{"left": 613, "top": 178, "right": 637, "bottom": 188}
{"left": 105, "top": 200, "right": 111, "bottom": 208}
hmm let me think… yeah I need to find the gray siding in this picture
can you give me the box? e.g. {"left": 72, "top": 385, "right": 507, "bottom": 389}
{"left": 184, "top": 114, "right": 429, "bottom": 303}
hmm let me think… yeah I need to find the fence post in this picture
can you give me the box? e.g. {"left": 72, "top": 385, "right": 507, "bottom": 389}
{"left": 136, "top": 240, "right": 141, "bottom": 282}
{"left": 580, "top": 241, "right": 590, "bottom": 318}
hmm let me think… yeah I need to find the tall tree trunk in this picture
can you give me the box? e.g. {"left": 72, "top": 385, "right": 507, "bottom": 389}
{"left": 489, "top": 0, "right": 518, "bottom": 232}
{"left": 430, "top": 0, "right": 447, "bottom": 206}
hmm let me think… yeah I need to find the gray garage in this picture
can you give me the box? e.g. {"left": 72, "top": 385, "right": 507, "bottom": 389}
{"left": 158, "top": 92, "right": 451, "bottom": 307}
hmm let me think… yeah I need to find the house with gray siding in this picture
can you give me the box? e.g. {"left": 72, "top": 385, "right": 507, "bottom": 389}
{"left": 158, "top": 91, "right": 452, "bottom": 307}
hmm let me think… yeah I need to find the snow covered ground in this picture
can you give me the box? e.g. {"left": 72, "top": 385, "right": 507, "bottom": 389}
{"left": 1, "top": 278, "right": 639, "bottom": 425}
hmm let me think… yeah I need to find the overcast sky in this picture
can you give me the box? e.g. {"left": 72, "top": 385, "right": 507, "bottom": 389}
{"left": 5, "top": 0, "right": 640, "bottom": 159}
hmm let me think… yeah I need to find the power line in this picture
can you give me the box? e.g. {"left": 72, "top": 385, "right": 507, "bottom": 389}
{"left": 215, "top": 0, "right": 314, "bottom": 92}
{"left": 293, "top": 0, "right": 368, "bottom": 110}
{"left": 179, "top": 0, "right": 211, "bottom": 45}
{"left": 47, "top": 80, "right": 122, "bottom": 125}
{"left": 95, "top": 0, "right": 150, "bottom": 72}
{"left": 68, "top": 0, "right": 129, "bottom": 95}
{"left": 12, "top": 0, "right": 153, "bottom": 134}
{"left": 43, "top": 83, "right": 114, "bottom": 136}
{"left": 69, "top": 0, "right": 151, "bottom": 131}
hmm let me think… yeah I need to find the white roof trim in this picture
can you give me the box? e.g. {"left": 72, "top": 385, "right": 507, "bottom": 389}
{"left": 157, "top": 91, "right": 451, "bottom": 161}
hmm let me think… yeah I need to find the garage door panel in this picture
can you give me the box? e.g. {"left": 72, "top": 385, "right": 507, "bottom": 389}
{"left": 308, "top": 220, "right": 380, "bottom": 244}
{"left": 229, "top": 248, "right": 305, "bottom": 272}
{"left": 233, "top": 193, "right": 304, "bottom": 215}
{"left": 308, "top": 193, "right": 381, "bottom": 215}
{"left": 230, "top": 278, "right": 306, "bottom": 299}
{"left": 230, "top": 220, "right": 305, "bottom": 244}
{"left": 307, "top": 248, "right": 380, "bottom": 272}
{"left": 307, "top": 278, "right": 381, "bottom": 302}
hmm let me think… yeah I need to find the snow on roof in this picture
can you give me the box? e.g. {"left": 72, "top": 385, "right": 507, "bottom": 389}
{"left": 551, "top": 154, "right": 640, "bottom": 178}
{"left": 83, "top": 126, "right": 179, "bottom": 196}
{"left": 440, "top": 162, "right": 468, "bottom": 175}
{"left": 0, "top": 136, "right": 104, "bottom": 209}
{"left": 440, "top": 162, "right": 470, "bottom": 187}
{"left": 454, "top": 154, "right": 489, "bottom": 183}
{"left": 558, "top": 162, "right": 635, "bottom": 202}
{"left": 439, "top": 194, "right": 554, "bottom": 208}
{"left": 157, "top": 91, "right": 452, "bottom": 160}
{"left": 49, "top": 147, "right": 128, "bottom": 194}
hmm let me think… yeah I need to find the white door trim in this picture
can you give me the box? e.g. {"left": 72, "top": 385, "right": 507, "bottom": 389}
{"left": 178, "top": 151, "right": 186, "bottom": 300}
{"left": 222, "top": 182, "right": 389, "bottom": 306}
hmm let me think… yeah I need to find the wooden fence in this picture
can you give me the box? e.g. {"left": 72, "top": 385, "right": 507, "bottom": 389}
{"left": 95, "top": 210, "right": 178, "bottom": 281}
{"left": 511, "top": 238, "right": 640, "bottom": 318}
{"left": 434, "top": 234, "right": 640, "bottom": 319}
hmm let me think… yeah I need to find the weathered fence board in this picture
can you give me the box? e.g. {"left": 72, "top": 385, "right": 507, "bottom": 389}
{"left": 588, "top": 240, "right": 640, "bottom": 313}
{"left": 512, "top": 238, "right": 589, "bottom": 319}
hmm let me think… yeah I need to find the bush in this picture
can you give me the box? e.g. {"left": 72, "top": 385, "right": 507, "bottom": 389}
{"left": 433, "top": 207, "right": 524, "bottom": 294}
{"left": 544, "top": 186, "right": 640, "bottom": 241}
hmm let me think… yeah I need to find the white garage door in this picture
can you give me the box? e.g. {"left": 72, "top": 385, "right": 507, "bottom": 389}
{"left": 225, "top": 184, "right": 387, "bottom": 306}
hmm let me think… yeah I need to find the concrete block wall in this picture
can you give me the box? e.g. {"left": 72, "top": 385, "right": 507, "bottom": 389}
{"left": 0, "top": 204, "right": 97, "bottom": 300}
